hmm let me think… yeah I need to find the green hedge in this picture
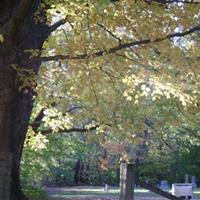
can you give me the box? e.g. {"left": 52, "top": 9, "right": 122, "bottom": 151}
{"left": 23, "top": 186, "right": 49, "bottom": 200}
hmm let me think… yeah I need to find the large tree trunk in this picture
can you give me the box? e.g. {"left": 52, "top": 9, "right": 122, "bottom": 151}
{"left": 0, "top": 0, "right": 53, "bottom": 199}
{"left": 0, "top": 65, "right": 33, "bottom": 200}
{"left": 0, "top": 55, "right": 37, "bottom": 200}
{"left": 11, "top": 88, "right": 35, "bottom": 200}
{"left": 0, "top": 68, "right": 15, "bottom": 200}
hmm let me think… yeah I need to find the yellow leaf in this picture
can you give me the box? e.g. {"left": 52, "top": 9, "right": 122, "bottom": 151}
{"left": 0, "top": 34, "right": 4, "bottom": 43}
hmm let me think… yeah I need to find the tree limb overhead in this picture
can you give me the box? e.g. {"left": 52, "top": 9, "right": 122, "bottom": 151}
{"left": 26, "top": 24, "right": 200, "bottom": 64}
{"left": 47, "top": 19, "right": 66, "bottom": 35}
{"left": 39, "top": 125, "right": 99, "bottom": 135}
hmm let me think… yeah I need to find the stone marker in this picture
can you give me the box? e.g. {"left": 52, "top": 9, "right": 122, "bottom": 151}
{"left": 104, "top": 184, "right": 109, "bottom": 192}
{"left": 185, "top": 174, "right": 189, "bottom": 183}
{"left": 191, "top": 176, "right": 197, "bottom": 189}
{"left": 119, "top": 162, "right": 135, "bottom": 200}
{"left": 172, "top": 183, "right": 193, "bottom": 199}
{"left": 160, "top": 180, "right": 170, "bottom": 190}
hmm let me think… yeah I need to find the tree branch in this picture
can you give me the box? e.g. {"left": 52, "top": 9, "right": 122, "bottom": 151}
{"left": 114, "top": 52, "right": 158, "bottom": 72}
{"left": 26, "top": 24, "right": 200, "bottom": 64}
{"left": 31, "top": 104, "right": 86, "bottom": 131}
{"left": 39, "top": 125, "right": 99, "bottom": 135}
{"left": 97, "top": 23, "right": 121, "bottom": 45}
{"left": 144, "top": 119, "right": 174, "bottom": 150}
{"left": 66, "top": 105, "right": 84, "bottom": 113}
{"left": 136, "top": 179, "right": 182, "bottom": 200}
{"left": 48, "top": 19, "right": 66, "bottom": 35}
{"left": 31, "top": 108, "right": 45, "bottom": 132}
{"left": 5, "top": 0, "right": 35, "bottom": 43}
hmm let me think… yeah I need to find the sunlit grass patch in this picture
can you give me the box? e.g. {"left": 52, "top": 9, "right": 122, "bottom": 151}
{"left": 49, "top": 186, "right": 200, "bottom": 199}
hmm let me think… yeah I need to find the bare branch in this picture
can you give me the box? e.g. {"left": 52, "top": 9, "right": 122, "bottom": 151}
{"left": 66, "top": 105, "right": 84, "bottom": 113}
{"left": 114, "top": 52, "right": 159, "bottom": 72}
{"left": 40, "top": 125, "right": 99, "bottom": 135}
{"left": 31, "top": 108, "right": 45, "bottom": 132}
{"left": 97, "top": 23, "right": 121, "bottom": 45}
{"left": 26, "top": 24, "right": 200, "bottom": 64}
{"left": 5, "top": 0, "right": 35, "bottom": 43}
{"left": 144, "top": 119, "right": 174, "bottom": 150}
{"left": 31, "top": 105, "right": 86, "bottom": 133}
{"left": 48, "top": 19, "right": 66, "bottom": 35}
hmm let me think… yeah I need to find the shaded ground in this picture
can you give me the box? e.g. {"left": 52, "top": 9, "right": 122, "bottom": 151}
{"left": 46, "top": 186, "right": 200, "bottom": 200}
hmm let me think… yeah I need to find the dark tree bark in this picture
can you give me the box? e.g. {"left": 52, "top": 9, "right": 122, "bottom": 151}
{"left": 0, "top": 0, "right": 59, "bottom": 199}
{"left": 74, "top": 160, "right": 81, "bottom": 185}
{"left": 119, "top": 162, "right": 135, "bottom": 200}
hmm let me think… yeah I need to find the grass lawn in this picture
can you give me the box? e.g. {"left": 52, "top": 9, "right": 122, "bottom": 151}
{"left": 48, "top": 186, "right": 200, "bottom": 199}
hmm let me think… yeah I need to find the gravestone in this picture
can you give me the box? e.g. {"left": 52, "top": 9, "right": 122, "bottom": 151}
{"left": 185, "top": 174, "right": 189, "bottom": 183}
{"left": 104, "top": 184, "right": 109, "bottom": 192}
{"left": 119, "top": 162, "right": 135, "bottom": 200}
{"left": 159, "top": 180, "right": 170, "bottom": 190}
{"left": 172, "top": 183, "right": 193, "bottom": 199}
{"left": 0, "top": 152, "right": 12, "bottom": 200}
{"left": 191, "top": 176, "right": 197, "bottom": 189}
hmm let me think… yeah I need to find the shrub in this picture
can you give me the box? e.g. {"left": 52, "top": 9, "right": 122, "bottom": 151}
{"left": 23, "top": 186, "right": 49, "bottom": 200}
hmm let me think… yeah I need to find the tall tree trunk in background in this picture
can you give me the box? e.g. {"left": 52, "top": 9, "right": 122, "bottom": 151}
{"left": 74, "top": 160, "right": 81, "bottom": 185}
{"left": 0, "top": 0, "right": 55, "bottom": 199}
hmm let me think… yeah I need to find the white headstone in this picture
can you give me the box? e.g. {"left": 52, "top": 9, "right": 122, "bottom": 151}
{"left": 191, "top": 176, "right": 197, "bottom": 189}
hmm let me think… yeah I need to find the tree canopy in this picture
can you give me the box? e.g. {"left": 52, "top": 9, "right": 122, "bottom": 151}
{"left": 0, "top": 1, "right": 200, "bottom": 199}
{"left": 29, "top": 0, "right": 200, "bottom": 145}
